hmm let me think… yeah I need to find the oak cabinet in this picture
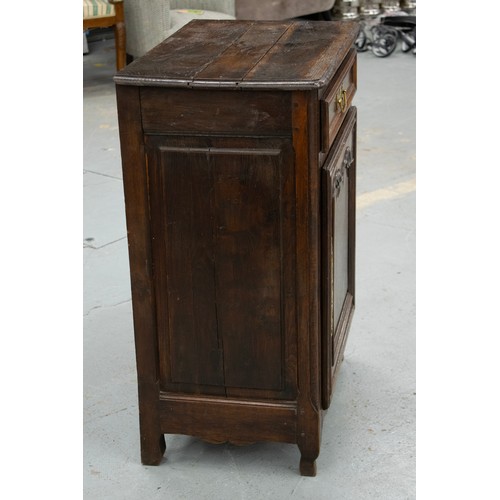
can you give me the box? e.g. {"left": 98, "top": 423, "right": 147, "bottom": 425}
{"left": 115, "top": 19, "right": 358, "bottom": 476}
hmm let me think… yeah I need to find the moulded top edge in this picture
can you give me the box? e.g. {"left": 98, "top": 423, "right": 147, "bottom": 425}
{"left": 113, "top": 75, "right": 331, "bottom": 90}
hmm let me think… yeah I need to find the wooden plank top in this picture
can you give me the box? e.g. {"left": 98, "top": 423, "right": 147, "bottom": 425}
{"left": 114, "top": 20, "right": 359, "bottom": 90}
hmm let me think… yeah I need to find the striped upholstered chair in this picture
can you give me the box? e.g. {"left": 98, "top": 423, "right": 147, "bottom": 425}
{"left": 83, "top": 0, "right": 126, "bottom": 70}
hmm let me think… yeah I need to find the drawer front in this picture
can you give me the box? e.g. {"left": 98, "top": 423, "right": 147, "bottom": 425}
{"left": 321, "top": 106, "right": 357, "bottom": 410}
{"left": 320, "top": 49, "right": 357, "bottom": 153}
{"left": 140, "top": 87, "right": 292, "bottom": 136}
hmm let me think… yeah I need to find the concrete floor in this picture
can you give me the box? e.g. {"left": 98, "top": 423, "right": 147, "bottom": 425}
{"left": 83, "top": 35, "right": 415, "bottom": 499}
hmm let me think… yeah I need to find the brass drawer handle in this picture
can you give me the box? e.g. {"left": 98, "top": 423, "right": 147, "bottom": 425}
{"left": 336, "top": 87, "right": 347, "bottom": 113}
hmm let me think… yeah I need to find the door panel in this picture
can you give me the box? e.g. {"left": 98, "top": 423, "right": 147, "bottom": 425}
{"left": 321, "top": 108, "right": 356, "bottom": 409}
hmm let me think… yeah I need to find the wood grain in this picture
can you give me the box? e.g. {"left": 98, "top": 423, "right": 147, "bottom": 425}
{"left": 320, "top": 107, "right": 357, "bottom": 410}
{"left": 115, "top": 85, "right": 166, "bottom": 464}
{"left": 144, "top": 135, "right": 298, "bottom": 400}
{"left": 140, "top": 87, "right": 292, "bottom": 136}
{"left": 115, "top": 20, "right": 359, "bottom": 90}
{"left": 159, "top": 394, "right": 297, "bottom": 444}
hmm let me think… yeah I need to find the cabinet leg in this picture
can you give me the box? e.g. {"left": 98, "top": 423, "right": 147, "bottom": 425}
{"left": 299, "top": 456, "right": 317, "bottom": 477}
{"left": 140, "top": 433, "right": 166, "bottom": 466}
{"left": 298, "top": 443, "right": 319, "bottom": 477}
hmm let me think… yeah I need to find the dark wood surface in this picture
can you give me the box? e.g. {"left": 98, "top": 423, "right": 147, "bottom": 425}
{"left": 159, "top": 394, "right": 297, "bottom": 444}
{"left": 320, "top": 48, "right": 357, "bottom": 152}
{"left": 115, "top": 85, "right": 165, "bottom": 464}
{"left": 115, "top": 20, "right": 357, "bottom": 476}
{"left": 140, "top": 88, "right": 292, "bottom": 136}
{"left": 114, "top": 20, "right": 359, "bottom": 89}
{"left": 145, "top": 134, "right": 298, "bottom": 400}
{"left": 321, "top": 107, "right": 357, "bottom": 410}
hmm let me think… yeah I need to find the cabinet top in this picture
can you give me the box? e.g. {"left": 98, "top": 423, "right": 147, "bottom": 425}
{"left": 114, "top": 20, "right": 358, "bottom": 90}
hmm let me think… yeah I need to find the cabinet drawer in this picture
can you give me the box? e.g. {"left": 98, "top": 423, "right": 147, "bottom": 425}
{"left": 320, "top": 49, "right": 357, "bottom": 153}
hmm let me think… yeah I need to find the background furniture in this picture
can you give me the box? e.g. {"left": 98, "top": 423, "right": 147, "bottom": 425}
{"left": 124, "top": 0, "right": 236, "bottom": 60}
{"left": 123, "top": 0, "right": 338, "bottom": 61}
{"left": 83, "top": 0, "right": 126, "bottom": 70}
{"left": 115, "top": 19, "right": 358, "bottom": 476}
{"left": 235, "top": 0, "right": 335, "bottom": 20}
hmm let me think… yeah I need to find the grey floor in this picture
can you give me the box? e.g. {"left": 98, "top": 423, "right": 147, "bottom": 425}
{"left": 84, "top": 36, "right": 415, "bottom": 499}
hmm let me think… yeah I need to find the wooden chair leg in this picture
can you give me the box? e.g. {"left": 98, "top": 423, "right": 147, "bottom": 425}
{"left": 113, "top": 3, "right": 126, "bottom": 70}
{"left": 114, "top": 21, "right": 126, "bottom": 70}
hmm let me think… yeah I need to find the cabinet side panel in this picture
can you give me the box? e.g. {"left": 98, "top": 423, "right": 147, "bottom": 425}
{"left": 149, "top": 147, "right": 225, "bottom": 388}
{"left": 213, "top": 149, "right": 284, "bottom": 391}
{"left": 146, "top": 138, "right": 295, "bottom": 396}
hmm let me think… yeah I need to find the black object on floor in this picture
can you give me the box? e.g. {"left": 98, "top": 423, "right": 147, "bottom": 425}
{"left": 355, "top": 16, "right": 416, "bottom": 57}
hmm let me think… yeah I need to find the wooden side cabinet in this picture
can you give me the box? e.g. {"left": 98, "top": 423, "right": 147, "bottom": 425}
{"left": 115, "top": 20, "right": 358, "bottom": 476}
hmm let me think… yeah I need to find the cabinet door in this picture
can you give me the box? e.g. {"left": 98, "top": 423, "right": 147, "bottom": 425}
{"left": 321, "top": 108, "right": 356, "bottom": 410}
{"left": 145, "top": 135, "right": 297, "bottom": 401}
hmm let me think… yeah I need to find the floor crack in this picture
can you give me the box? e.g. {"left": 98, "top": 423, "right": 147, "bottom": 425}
{"left": 84, "top": 236, "right": 127, "bottom": 250}
{"left": 84, "top": 299, "right": 131, "bottom": 317}
{"left": 84, "top": 406, "right": 131, "bottom": 424}
{"left": 84, "top": 169, "right": 122, "bottom": 180}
